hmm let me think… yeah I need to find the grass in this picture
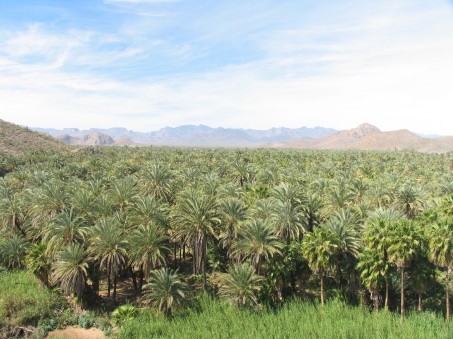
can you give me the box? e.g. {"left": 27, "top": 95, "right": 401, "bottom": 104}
{"left": 119, "top": 296, "right": 452, "bottom": 339}
{"left": 0, "top": 270, "right": 65, "bottom": 329}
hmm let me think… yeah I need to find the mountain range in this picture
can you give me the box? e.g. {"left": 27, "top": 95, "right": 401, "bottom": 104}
{"left": 31, "top": 125, "right": 337, "bottom": 147}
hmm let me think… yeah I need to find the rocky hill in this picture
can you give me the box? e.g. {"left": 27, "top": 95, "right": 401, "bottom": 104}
{"left": 265, "top": 124, "right": 453, "bottom": 153}
{"left": 56, "top": 132, "right": 136, "bottom": 146}
{"left": 0, "top": 119, "right": 68, "bottom": 156}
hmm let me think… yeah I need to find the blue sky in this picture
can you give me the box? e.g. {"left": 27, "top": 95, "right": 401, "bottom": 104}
{"left": 0, "top": 0, "right": 453, "bottom": 134}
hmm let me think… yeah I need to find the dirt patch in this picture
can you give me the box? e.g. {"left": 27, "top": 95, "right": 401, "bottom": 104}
{"left": 47, "top": 326, "right": 105, "bottom": 339}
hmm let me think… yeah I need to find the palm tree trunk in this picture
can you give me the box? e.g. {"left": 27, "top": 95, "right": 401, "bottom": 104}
{"left": 418, "top": 292, "right": 423, "bottom": 312}
{"left": 401, "top": 267, "right": 405, "bottom": 319}
{"left": 139, "top": 264, "right": 144, "bottom": 291}
{"left": 202, "top": 233, "right": 207, "bottom": 289}
{"left": 385, "top": 279, "right": 389, "bottom": 311}
{"left": 113, "top": 274, "right": 117, "bottom": 302}
{"left": 107, "top": 264, "right": 111, "bottom": 298}
{"left": 129, "top": 266, "right": 138, "bottom": 292}
{"left": 446, "top": 268, "right": 450, "bottom": 326}
{"left": 320, "top": 274, "right": 325, "bottom": 306}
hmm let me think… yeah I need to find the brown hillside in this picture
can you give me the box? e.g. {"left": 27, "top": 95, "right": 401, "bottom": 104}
{"left": 264, "top": 124, "right": 453, "bottom": 153}
{"left": 0, "top": 119, "right": 68, "bottom": 156}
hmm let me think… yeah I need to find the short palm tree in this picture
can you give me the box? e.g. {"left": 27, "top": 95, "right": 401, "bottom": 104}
{"left": 51, "top": 243, "right": 89, "bottom": 298}
{"left": 26, "top": 243, "right": 51, "bottom": 287}
{"left": 0, "top": 234, "right": 29, "bottom": 269}
{"left": 142, "top": 268, "right": 187, "bottom": 317}
{"left": 219, "top": 262, "right": 262, "bottom": 307}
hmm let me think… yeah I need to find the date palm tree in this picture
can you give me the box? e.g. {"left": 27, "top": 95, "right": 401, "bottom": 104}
{"left": 0, "top": 234, "right": 29, "bottom": 269}
{"left": 89, "top": 219, "right": 128, "bottom": 301}
{"left": 219, "top": 197, "right": 248, "bottom": 253}
{"left": 138, "top": 163, "right": 173, "bottom": 203}
{"left": 128, "top": 224, "right": 169, "bottom": 287}
{"left": 219, "top": 262, "right": 262, "bottom": 307}
{"left": 44, "top": 208, "right": 88, "bottom": 256}
{"left": 387, "top": 219, "right": 421, "bottom": 319}
{"left": 427, "top": 218, "right": 452, "bottom": 324}
{"left": 301, "top": 226, "right": 338, "bottom": 306}
{"left": 142, "top": 268, "right": 187, "bottom": 317}
{"left": 51, "top": 243, "right": 89, "bottom": 298}
{"left": 172, "top": 189, "right": 220, "bottom": 283}
{"left": 232, "top": 219, "right": 283, "bottom": 274}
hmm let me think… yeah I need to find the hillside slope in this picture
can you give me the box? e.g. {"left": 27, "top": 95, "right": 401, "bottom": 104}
{"left": 0, "top": 119, "right": 68, "bottom": 156}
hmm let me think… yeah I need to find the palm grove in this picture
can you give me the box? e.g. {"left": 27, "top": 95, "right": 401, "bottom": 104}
{"left": 0, "top": 147, "right": 452, "bottom": 323}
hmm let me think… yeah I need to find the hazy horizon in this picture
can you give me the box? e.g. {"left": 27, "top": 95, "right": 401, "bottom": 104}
{"left": 1, "top": 0, "right": 453, "bottom": 135}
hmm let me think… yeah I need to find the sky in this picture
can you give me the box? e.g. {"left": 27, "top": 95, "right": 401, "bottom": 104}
{"left": 0, "top": 0, "right": 453, "bottom": 134}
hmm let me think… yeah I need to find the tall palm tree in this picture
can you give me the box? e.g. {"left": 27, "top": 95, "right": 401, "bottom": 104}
{"left": 301, "top": 226, "right": 338, "bottom": 306}
{"left": 89, "top": 219, "right": 128, "bottom": 301}
{"left": 172, "top": 189, "right": 220, "bottom": 282}
{"left": 231, "top": 219, "right": 283, "bottom": 274}
{"left": 128, "top": 224, "right": 169, "bottom": 287}
{"left": 387, "top": 219, "right": 421, "bottom": 319}
{"left": 427, "top": 218, "right": 452, "bottom": 324}
{"left": 51, "top": 243, "right": 89, "bottom": 298}
{"left": 142, "top": 268, "right": 187, "bottom": 317}
{"left": 219, "top": 263, "right": 262, "bottom": 307}
{"left": 219, "top": 197, "right": 248, "bottom": 252}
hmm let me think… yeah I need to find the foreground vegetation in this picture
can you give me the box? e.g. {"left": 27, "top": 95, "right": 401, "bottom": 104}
{"left": 120, "top": 296, "right": 452, "bottom": 339}
{"left": 0, "top": 146, "right": 452, "bottom": 337}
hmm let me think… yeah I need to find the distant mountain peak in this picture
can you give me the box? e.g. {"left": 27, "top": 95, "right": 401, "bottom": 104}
{"left": 346, "top": 123, "right": 380, "bottom": 139}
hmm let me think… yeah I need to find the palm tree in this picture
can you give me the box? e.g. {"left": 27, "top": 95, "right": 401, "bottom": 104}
{"left": 142, "top": 268, "right": 187, "bottom": 317}
{"left": 138, "top": 163, "right": 173, "bottom": 202}
{"left": 232, "top": 219, "right": 283, "bottom": 274}
{"left": 89, "top": 219, "right": 128, "bottom": 301}
{"left": 270, "top": 200, "right": 304, "bottom": 244}
{"left": 0, "top": 192, "right": 27, "bottom": 237}
{"left": 363, "top": 209, "right": 401, "bottom": 309}
{"left": 357, "top": 249, "right": 387, "bottom": 311}
{"left": 51, "top": 243, "right": 89, "bottom": 298}
{"left": 301, "top": 193, "right": 324, "bottom": 233}
{"left": 219, "top": 263, "right": 262, "bottom": 307}
{"left": 128, "top": 224, "right": 169, "bottom": 288}
{"left": 301, "top": 226, "right": 338, "bottom": 306}
{"left": 427, "top": 218, "right": 452, "bottom": 324}
{"left": 109, "top": 177, "right": 137, "bottom": 211}
{"left": 396, "top": 185, "right": 423, "bottom": 218}
{"left": 0, "top": 234, "right": 29, "bottom": 269}
{"left": 26, "top": 243, "right": 51, "bottom": 287}
{"left": 219, "top": 197, "right": 248, "bottom": 252}
{"left": 44, "top": 209, "right": 88, "bottom": 256}
{"left": 387, "top": 219, "right": 421, "bottom": 319}
{"left": 172, "top": 189, "right": 220, "bottom": 282}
